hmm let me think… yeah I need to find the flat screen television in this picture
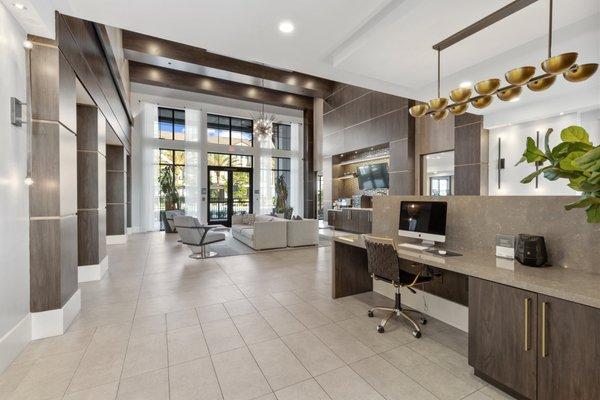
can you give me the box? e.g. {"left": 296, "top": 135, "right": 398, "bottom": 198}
{"left": 356, "top": 163, "right": 389, "bottom": 190}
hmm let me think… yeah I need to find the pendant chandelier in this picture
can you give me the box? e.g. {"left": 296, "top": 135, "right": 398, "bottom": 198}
{"left": 251, "top": 78, "right": 277, "bottom": 142}
{"left": 409, "top": 0, "right": 598, "bottom": 120}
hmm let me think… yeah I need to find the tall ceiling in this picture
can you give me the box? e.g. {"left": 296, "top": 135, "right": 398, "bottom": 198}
{"left": 9, "top": 0, "right": 599, "bottom": 123}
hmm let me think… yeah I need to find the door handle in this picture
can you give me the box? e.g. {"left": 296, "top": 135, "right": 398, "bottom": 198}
{"left": 523, "top": 297, "right": 531, "bottom": 351}
{"left": 541, "top": 301, "right": 548, "bottom": 358}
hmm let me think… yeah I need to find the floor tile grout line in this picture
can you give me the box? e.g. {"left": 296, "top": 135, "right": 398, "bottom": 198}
{"left": 164, "top": 313, "right": 171, "bottom": 400}
{"left": 193, "top": 307, "right": 227, "bottom": 400}
{"left": 55, "top": 327, "right": 97, "bottom": 400}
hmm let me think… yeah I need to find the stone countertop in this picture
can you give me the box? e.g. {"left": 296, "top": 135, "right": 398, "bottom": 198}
{"left": 328, "top": 208, "right": 373, "bottom": 211}
{"left": 333, "top": 233, "right": 600, "bottom": 309}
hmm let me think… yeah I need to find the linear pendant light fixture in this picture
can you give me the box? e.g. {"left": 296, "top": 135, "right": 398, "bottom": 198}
{"left": 409, "top": 0, "right": 598, "bottom": 120}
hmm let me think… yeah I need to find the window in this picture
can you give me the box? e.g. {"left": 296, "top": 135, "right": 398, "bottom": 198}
{"left": 271, "top": 123, "right": 291, "bottom": 150}
{"left": 157, "top": 149, "right": 186, "bottom": 229}
{"left": 207, "top": 153, "right": 253, "bottom": 168}
{"left": 430, "top": 176, "right": 452, "bottom": 196}
{"left": 207, "top": 114, "right": 253, "bottom": 146}
{"left": 272, "top": 157, "right": 291, "bottom": 207}
{"left": 158, "top": 107, "right": 185, "bottom": 140}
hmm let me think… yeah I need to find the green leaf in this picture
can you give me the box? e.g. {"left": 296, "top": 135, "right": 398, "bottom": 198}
{"left": 543, "top": 167, "right": 579, "bottom": 181}
{"left": 568, "top": 175, "right": 587, "bottom": 191}
{"left": 516, "top": 137, "right": 547, "bottom": 166}
{"left": 520, "top": 167, "right": 549, "bottom": 184}
{"left": 574, "top": 146, "right": 600, "bottom": 172}
{"left": 543, "top": 128, "right": 555, "bottom": 163}
{"left": 564, "top": 196, "right": 600, "bottom": 210}
{"left": 551, "top": 142, "right": 594, "bottom": 161}
{"left": 559, "top": 151, "right": 586, "bottom": 171}
{"left": 586, "top": 204, "right": 600, "bottom": 223}
{"left": 561, "top": 126, "right": 591, "bottom": 145}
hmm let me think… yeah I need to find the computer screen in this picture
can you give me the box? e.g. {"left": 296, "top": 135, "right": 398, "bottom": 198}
{"left": 399, "top": 201, "right": 447, "bottom": 237}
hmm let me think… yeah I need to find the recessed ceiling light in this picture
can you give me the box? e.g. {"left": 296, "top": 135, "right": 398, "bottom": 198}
{"left": 459, "top": 81, "right": 471, "bottom": 88}
{"left": 509, "top": 97, "right": 520, "bottom": 102}
{"left": 23, "top": 40, "right": 33, "bottom": 49}
{"left": 278, "top": 21, "right": 294, "bottom": 34}
{"left": 13, "top": 3, "right": 27, "bottom": 10}
{"left": 559, "top": 112, "right": 564, "bottom": 115}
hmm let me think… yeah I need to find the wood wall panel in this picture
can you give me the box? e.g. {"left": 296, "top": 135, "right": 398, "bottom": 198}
{"left": 388, "top": 171, "right": 415, "bottom": 195}
{"left": 98, "top": 208, "right": 107, "bottom": 260}
{"left": 106, "top": 204, "right": 125, "bottom": 235}
{"left": 30, "top": 122, "right": 60, "bottom": 218}
{"left": 60, "top": 215, "right": 78, "bottom": 306}
{"left": 454, "top": 112, "right": 487, "bottom": 195}
{"left": 454, "top": 164, "right": 481, "bottom": 195}
{"left": 389, "top": 139, "right": 412, "bottom": 173}
{"left": 304, "top": 109, "right": 316, "bottom": 218}
{"left": 106, "top": 171, "right": 125, "bottom": 204}
{"left": 454, "top": 123, "right": 483, "bottom": 166}
{"left": 30, "top": 219, "right": 61, "bottom": 312}
{"left": 77, "top": 210, "right": 99, "bottom": 266}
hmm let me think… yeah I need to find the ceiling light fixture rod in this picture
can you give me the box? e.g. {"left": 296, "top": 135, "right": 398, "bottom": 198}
{"left": 548, "top": 0, "right": 553, "bottom": 58}
{"left": 432, "top": 0, "right": 538, "bottom": 51}
{"left": 437, "top": 50, "right": 441, "bottom": 98}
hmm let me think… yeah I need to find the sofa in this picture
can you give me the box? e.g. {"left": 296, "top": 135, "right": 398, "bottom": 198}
{"left": 231, "top": 214, "right": 319, "bottom": 250}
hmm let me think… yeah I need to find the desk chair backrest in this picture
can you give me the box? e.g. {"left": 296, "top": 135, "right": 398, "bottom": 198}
{"left": 173, "top": 216, "right": 206, "bottom": 246}
{"left": 363, "top": 235, "right": 401, "bottom": 284}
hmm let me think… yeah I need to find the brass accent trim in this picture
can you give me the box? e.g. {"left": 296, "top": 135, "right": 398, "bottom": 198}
{"left": 524, "top": 297, "right": 531, "bottom": 351}
{"left": 541, "top": 301, "right": 548, "bottom": 358}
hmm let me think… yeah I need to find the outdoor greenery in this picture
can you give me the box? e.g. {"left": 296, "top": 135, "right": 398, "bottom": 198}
{"left": 158, "top": 166, "right": 181, "bottom": 211}
{"left": 516, "top": 125, "right": 600, "bottom": 223}
{"left": 274, "top": 174, "right": 293, "bottom": 219}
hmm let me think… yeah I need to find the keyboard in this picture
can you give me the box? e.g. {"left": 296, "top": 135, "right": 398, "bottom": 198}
{"left": 398, "top": 243, "right": 430, "bottom": 251}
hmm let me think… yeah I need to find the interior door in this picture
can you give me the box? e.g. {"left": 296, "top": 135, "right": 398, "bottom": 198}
{"left": 468, "top": 278, "right": 538, "bottom": 400}
{"left": 207, "top": 167, "right": 252, "bottom": 226}
{"left": 537, "top": 295, "right": 600, "bottom": 400}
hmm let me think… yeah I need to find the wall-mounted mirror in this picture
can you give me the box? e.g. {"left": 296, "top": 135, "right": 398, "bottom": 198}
{"left": 421, "top": 150, "right": 454, "bottom": 196}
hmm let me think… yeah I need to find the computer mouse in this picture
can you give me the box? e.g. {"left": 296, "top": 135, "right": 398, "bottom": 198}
{"left": 438, "top": 250, "right": 447, "bottom": 255}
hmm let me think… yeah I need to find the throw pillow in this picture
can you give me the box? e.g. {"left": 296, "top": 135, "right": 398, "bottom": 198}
{"left": 247, "top": 214, "right": 256, "bottom": 225}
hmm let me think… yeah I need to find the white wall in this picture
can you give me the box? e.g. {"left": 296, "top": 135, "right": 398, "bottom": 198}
{"left": 0, "top": 3, "right": 31, "bottom": 371}
{"left": 129, "top": 85, "right": 304, "bottom": 230}
{"left": 488, "top": 109, "right": 600, "bottom": 195}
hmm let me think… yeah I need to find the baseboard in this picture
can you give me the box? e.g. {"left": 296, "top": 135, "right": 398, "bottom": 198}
{"left": 374, "top": 280, "right": 468, "bottom": 332}
{"left": 78, "top": 256, "right": 108, "bottom": 282}
{"left": 107, "top": 234, "right": 127, "bottom": 245}
{"left": 31, "top": 289, "right": 81, "bottom": 340}
{"left": 127, "top": 226, "right": 140, "bottom": 234}
{"left": 0, "top": 314, "right": 31, "bottom": 373}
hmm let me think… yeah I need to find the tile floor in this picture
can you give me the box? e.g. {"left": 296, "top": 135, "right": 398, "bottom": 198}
{"left": 0, "top": 232, "right": 516, "bottom": 400}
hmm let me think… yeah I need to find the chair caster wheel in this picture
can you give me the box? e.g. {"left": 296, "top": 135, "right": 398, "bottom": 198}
{"left": 377, "top": 325, "right": 385, "bottom": 333}
{"left": 412, "top": 330, "right": 422, "bottom": 338}
{"left": 368, "top": 310, "right": 374, "bottom": 318}
{"left": 420, "top": 318, "right": 427, "bottom": 325}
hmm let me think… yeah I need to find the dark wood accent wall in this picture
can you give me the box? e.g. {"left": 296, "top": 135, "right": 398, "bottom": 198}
{"left": 28, "top": 37, "right": 78, "bottom": 312}
{"left": 322, "top": 83, "right": 415, "bottom": 203}
{"left": 303, "top": 109, "right": 316, "bottom": 218}
{"left": 454, "top": 113, "right": 489, "bottom": 195}
{"left": 56, "top": 13, "right": 132, "bottom": 151}
{"left": 77, "top": 105, "right": 107, "bottom": 266}
{"left": 106, "top": 143, "right": 127, "bottom": 236}
{"left": 126, "top": 154, "right": 132, "bottom": 228}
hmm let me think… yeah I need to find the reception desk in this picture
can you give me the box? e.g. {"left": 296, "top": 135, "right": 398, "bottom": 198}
{"left": 332, "top": 233, "right": 600, "bottom": 400}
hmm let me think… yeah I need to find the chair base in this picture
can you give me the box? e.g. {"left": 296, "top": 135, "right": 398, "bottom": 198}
{"left": 368, "top": 289, "right": 426, "bottom": 338}
{"left": 189, "top": 247, "right": 218, "bottom": 259}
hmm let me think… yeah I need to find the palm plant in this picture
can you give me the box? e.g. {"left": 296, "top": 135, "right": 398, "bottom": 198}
{"left": 158, "top": 167, "right": 180, "bottom": 210}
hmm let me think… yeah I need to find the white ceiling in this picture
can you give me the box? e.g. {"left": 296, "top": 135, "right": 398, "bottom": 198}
{"left": 7, "top": 0, "right": 599, "bottom": 125}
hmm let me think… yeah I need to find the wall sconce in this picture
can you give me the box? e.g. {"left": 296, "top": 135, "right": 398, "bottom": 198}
{"left": 497, "top": 137, "right": 505, "bottom": 189}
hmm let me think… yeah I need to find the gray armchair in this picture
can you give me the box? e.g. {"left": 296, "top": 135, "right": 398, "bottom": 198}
{"left": 173, "top": 216, "right": 226, "bottom": 259}
{"left": 165, "top": 210, "right": 186, "bottom": 232}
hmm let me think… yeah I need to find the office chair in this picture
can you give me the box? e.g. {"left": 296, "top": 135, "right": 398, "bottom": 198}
{"left": 363, "top": 234, "right": 432, "bottom": 338}
{"left": 173, "top": 216, "right": 226, "bottom": 259}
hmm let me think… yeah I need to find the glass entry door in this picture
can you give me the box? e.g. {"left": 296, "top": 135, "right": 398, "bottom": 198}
{"left": 208, "top": 167, "right": 252, "bottom": 226}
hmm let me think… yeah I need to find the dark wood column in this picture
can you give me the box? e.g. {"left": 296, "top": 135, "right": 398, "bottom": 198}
{"left": 28, "top": 37, "right": 79, "bottom": 338}
{"left": 76, "top": 105, "right": 108, "bottom": 281}
{"left": 126, "top": 154, "right": 132, "bottom": 229}
{"left": 106, "top": 142, "right": 127, "bottom": 242}
{"left": 454, "top": 114, "right": 489, "bottom": 195}
{"left": 303, "top": 109, "right": 316, "bottom": 218}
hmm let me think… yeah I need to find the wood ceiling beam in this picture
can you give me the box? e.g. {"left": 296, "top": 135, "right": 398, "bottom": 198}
{"left": 129, "top": 61, "right": 314, "bottom": 110}
{"left": 123, "top": 30, "right": 335, "bottom": 98}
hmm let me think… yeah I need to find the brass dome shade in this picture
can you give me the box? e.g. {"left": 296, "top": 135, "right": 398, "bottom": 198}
{"left": 505, "top": 66, "right": 536, "bottom": 85}
{"left": 470, "top": 95, "right": 493, "bottom": 109}
{"left": 431, "top": 109, "right": 449, "bottom": 120}
{"left": 474, "top": 79, "right": 501, "bottom": 95}
{"left": 541, "top": 52, "right": 578, "bottom": 74}
{"left": 497, "top": 86, "right": 522, "bottom": 101}
{"left": 449, "top": 87, "right": 472, "bottom": 102}
{"left": 449, "top": 103, "right": 468, "bottom": 115}
{"left": 428, "top": 98, "right": 448, "bottom": 111}
{"left": 527, "top": 75, "right": 557, "bottom": 91}
{"left": 563, "top": 63, "right": 599, "bottom": 82}
{"left": 409, "top": 104, "right": 430, "bottom": 117}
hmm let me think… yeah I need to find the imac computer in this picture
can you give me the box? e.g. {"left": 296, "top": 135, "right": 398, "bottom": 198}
{"left": 398, "top": 201, "right": 447, "bottom": 251}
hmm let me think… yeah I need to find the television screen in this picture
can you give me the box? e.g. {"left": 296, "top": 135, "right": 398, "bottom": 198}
{"left": 357, "top": 163, "right": 389, "bottom": 190}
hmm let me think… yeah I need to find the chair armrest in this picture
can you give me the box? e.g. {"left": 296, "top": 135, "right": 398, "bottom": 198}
{"left": 253, "top": 220, "right": 287, "bottom": 249}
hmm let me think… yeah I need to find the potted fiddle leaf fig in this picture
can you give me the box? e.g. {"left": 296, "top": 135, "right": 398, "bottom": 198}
{"left": 516, "top": 125, "right": 600, "bottom": 223}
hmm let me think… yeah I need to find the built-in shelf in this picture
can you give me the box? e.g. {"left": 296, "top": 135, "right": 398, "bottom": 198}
{"left": 335, "top": 175, "right": 356, "bottom": 180}
{"left": 338, "top": 154, "right": 389, "bottom": 166}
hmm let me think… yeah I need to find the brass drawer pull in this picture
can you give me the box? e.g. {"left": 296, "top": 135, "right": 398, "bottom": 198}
{"left": 524, "top": 297, "right": 531, "bottom": 351}
{"left": 541, "top": 301, "right": 548, "bottom": 358}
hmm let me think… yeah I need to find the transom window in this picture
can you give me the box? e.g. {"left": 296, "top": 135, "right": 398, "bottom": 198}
{"left": 271, "top": 123, "right": 291, "bottom": 150}
{"left": 207, "top": 152, "right": 253, "bottom": 168}
{"left": 207, "top": 114, "right": 253, "bottom": 146}
{"left": 158, "top": 107, "right": 185, "bottom": 140}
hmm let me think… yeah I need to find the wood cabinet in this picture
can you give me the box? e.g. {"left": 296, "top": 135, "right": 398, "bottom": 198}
{"left": 327, "top": 210, "right": 339, "bottom": 227}
{"left": 332, "top": 209, "right": 371, "bottom": 234}
{"left": 469, "top": 277, "right": 600, "bottom": 400}
{"left": 468, "top": 278, "right": 538, "bottom": 399}
{"left": 537, "top": 295, "right": 600, "bottom": 400}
